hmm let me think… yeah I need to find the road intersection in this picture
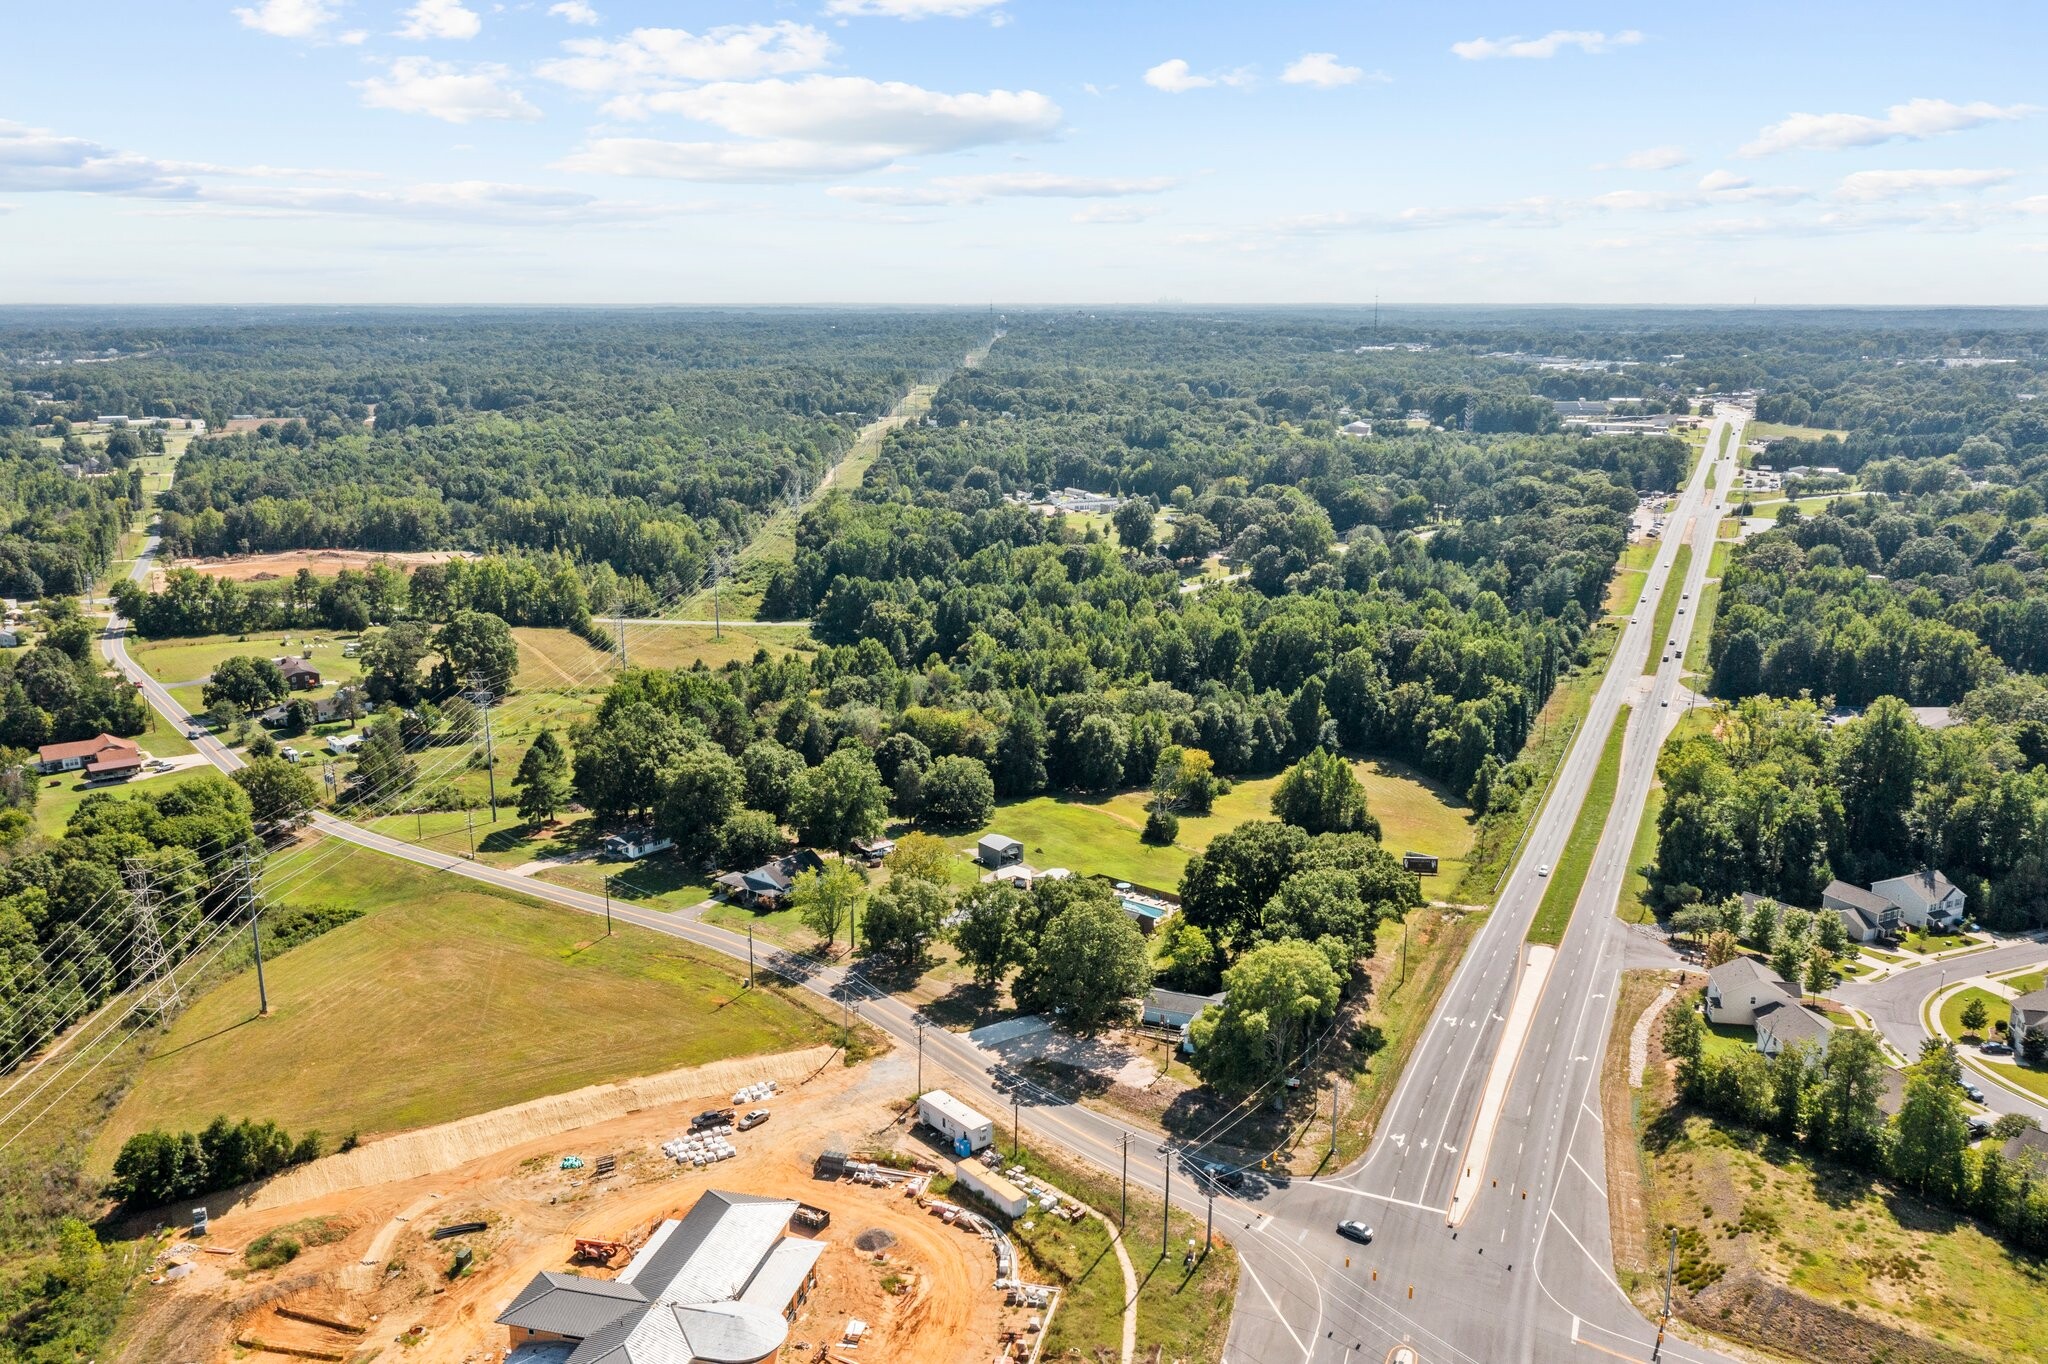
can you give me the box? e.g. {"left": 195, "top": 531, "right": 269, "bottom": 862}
{"left": 102, "top": 415, "right": 1767, "bottom": 1364}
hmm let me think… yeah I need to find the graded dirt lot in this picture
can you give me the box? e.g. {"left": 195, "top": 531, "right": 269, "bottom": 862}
{"left": 117, "top": 1047, "right": 1030, "bottom": 1364}
{"left": 173, "top": 548, "right": 474, "bottom": 582}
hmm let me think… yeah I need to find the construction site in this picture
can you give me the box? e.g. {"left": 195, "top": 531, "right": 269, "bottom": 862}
{"left": 115, "top": 1047, "right": 1083, "bottom": 1364}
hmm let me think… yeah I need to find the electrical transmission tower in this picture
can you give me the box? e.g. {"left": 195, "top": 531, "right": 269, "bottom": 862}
{"left": 235, "top": 841, "right": 269, "bottom": 1016}
{"left": 123, "top": 858, "right": 180, "bottom": 1020}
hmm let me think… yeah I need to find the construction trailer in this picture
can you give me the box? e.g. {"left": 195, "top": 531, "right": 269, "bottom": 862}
{"left": 917, "top": 1089, "right": 995, "bottom": 1156}
{"left": 954, "top": 1161, "right": 1028, "bottom": 1217}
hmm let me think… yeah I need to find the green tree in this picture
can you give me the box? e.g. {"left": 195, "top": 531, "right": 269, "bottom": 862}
{"left": 231, "top": 756, "right": 320, "bottom": 827}
{"left": 655, "top": 744, "right": 745, "bottom": 856}
{"left": 1833, "top": 695, "right": 1925, "bottom": 870}
{"left": 716, "top": 808, "right": 785, "bottom": 868}
{"left": 1270, "top": 749, "right": 1379, "bottom": 837}
{"left": 1012, "top": 882, "right": 1150, "bottom": 1029}
{"left": 862, "top": 876, "right": 951, "bottom": 963}
{"left": 1112, "top": 497, "right": 1156, "bottom": 552}
{"left": 1809, "top": 1028, "right": 1888, "bottom": 1162}
{"left": 1179, "top": 820, "right": 1310, "bottom": 953}
{"left": 1070, "top": 712, "right": 1127, "bottom": 791}
{"left": 514, "top": 729, "right": 572, "bottom": 825}
{"left": 951, "top": 881, "right": 1025, "bottom": 989}
{"left": 883, "top": 831, "right": 954, "bottom": 885}
{"left": 1154, "top": 918, "right": 1220, "bottom": 994}
{"left": 360, "top": 619, "right": 433, "bottom": 706}
{"left": 202, "top": 655, "right": 286, "bottom": 712}
{"left": 788, "top": 861, "right": 866, "bottom": 950}
{"left": 1259, "top": 868, "right": 1378, "bottom": 970}
{"left": 740, "top": 739, "right": 807, "bottom": 820}
{"left": 790, "top": 748, "right": 888, "bottom": 850}
{"left": 1189, "top": 939, "right": 1342, "bottom": 1096}
{"left": 1961, "top": 995, "right": 1991, "bottom": 1035}
{"left": 1891, "top": 1039, "right": 1971, "bottom": 1199}
{"left": 434, "top": 610, "right": 520, "bottom": 694}
{"left": 918, "top": 754, "right": 995, "bottom": 828}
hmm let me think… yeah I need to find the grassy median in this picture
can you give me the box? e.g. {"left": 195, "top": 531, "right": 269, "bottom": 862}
{"left": 1642, "top": 544, "right": 1692, "bottom": 675}
{"left": 1527, "top": 705, "right": 1630, "bottom": 946}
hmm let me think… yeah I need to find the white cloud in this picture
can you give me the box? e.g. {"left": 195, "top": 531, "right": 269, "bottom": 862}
{"left": 1597, "top": 145, "right": 1689, "bottom": 172}
{"left": 339, "top": 28, "right": 367, "bottom": 44}
{"left": 1742, "top": 98, "right": 2036, "bottom": 156}
{"left": 0, "top": 121, "right": 197, "bottom": 196}
{"left": 397, "top": 0, "right": 481, "bottom": 41}
{"left": 1281, "top": 53, "right": 1370, "bottom": 89}
{"left": 1143, "top": 59, "right": 1253, "bottom": 93}
{"left": 828, "top": 171, "right": 1175, "bottom": 206}
{"left": 642, "top": 77, "right": 1058, "bottom": 145}
{"left": 358, "top": 58, "right": 540, "bottom": 123}
{"left": 231, "top": 0, "right": 339, "bottom": 39}
{"left": 538, "top": 22, "right": 831, "bottom": 94}
{"left": 172, "top": 180, "right": 704, "bottom": 224}
{"left": 1072, "top": 203, "right": 1159, "bottom": 224}
{"left": 824, "top": 0, "right": 1009, "bottom": 17}
{"left": 1592, "top": 171, "right": 1807, "bottom": 213}
{"left": 566, "top": 76, "right": 1061, "bottom": 181}
{"left": 547, "top": 1, "right": 599, "bottom": 24}
{"left": 1836, "top": 167, "right": 2014, "bottom": 202}
{"left": 1451, "top": 30, "right": 1642, "bottom": 60}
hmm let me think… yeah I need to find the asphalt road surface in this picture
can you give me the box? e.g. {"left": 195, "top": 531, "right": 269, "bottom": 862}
{"left": 1838, "top": 940, "right": 2048, "bottom": 1123}
{"left": 104, "top": 422, "right": 1747, "bottom": 1364}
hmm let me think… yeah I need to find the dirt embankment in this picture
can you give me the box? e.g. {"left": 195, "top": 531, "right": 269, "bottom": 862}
{"left": 118, "top": 1046, "right": 836, "bottom": 1231}
{"left": 171, "top": 549, "right": 473, "bottom": 582}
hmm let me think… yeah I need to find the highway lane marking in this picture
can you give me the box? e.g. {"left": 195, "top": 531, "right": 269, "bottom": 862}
{"left": 1233, "top": 1253, "right": 1312, "bottom": 1359}
{"left": 1563, "top": 1152, "right": 1602, "bottom": 1189}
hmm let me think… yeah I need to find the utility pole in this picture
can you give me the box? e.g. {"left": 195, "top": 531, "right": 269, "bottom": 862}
{"left": 239, "top": 843, "right": 268, "bottom": 1016}
{"left": 1652, "top": 1225, "right": 1678, "bottom": 1361}
{"left": 603, "top": 875, "right": 613, "bottom": 936}
{"left": 1120, "top": 1132, "right": 1129, "bottom": 1227}
{"left": 465, "top": 807, "right": 475, "bottom": 859}
{"left": 471, "top": 673, "right": 498, "bottom": 822}
{"left": 124, "top": 858, "right": 179, "bottom": 1020}
{"left": 1205, "top": 1191, "right": 1213, "bottom": 1256}
{"left": 747, "top": 924, "right": 755, "bottom": 986}
{"left": 1012, "top": 1087, "right": 1020, "bottom": 1159}
{"left": 1162, "top": 1147, "right": 1172, "bottom": 1255}
{"left": 916, "top": 1020, "right": 925, "bottom": 1096}
{"left": 1328, "top": 1078, "right": 1341, "bottom": 1163}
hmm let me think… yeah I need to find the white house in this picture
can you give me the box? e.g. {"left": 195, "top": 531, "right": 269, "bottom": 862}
{"left": 602, "top": 828, "right": 675, "bottom": 860}
{"left": 1705, "top": 957, "right": 1833, "bottom": 1059}
{"left": 1870, "top": 870, "right": 1966, "bottom": 931}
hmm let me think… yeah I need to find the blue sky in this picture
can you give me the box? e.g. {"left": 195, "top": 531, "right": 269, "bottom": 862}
{"left": 3, "top": 1, "right": 2044, "bottom": 304}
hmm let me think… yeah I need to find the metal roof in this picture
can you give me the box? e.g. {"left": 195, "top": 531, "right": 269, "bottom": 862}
{"left": 737, "top": 1236, "right": 825, "bottom": 1312}
{"left": 497, "top": 1272, "right": 646, "bottom": 1339}
{"left": 1823, "top": 879, "right": 1895, "bottom": 916}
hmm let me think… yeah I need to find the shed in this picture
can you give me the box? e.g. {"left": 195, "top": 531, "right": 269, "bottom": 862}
{"left": 976, "top": 834, "right": 1024, "bottom": 869}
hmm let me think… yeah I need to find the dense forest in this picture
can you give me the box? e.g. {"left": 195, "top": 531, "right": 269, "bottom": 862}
{"left": 1655, "top": 323, "right": 2048, "bottom": 926}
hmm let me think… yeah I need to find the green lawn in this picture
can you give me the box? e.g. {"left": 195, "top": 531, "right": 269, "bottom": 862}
{"left": 32, "top": 763, "right": 217, "bottom": 839}
{"left": 2000, "top": 969, "right": 2047, "bottom": 995}
{"left": 129, "top": 631, "right": 365, "bottom": 690}
{"left": 512, "top": 623, "right": 814, "bottom": 690}
{"left": 1681, "top": 580, "right": 1720, "bottom": 676}
{"left": 1642, "top": 545, "right": 1692, "bottom": 675}
{"left": 536, "top": 852, "right": 716, "bottom": 912}
{"left": 90, "top": 838, "right": 831, "bottom": 1164}
{"left": 1617, "top": 781, "right": 1664, "bottom": 925}
{"left": 1747, "top": 421, "right": 1850, "bottom": 442}
{"left": 1937, "top": 986, "right": 2011, "bottom": 1044}
{"left": 1703, "top": 1020, "right": 1756, "bottom": 1060}
{"left": 1706, "top": 540, "right": 1732, "bottom": 579}
{"left": 961, "top": 753, "right": 1477, "bottom": 900}
{"left": 966, "top": 1142, "right": 1237, "bottom": 1364}
{"left": 1900, "top": 930, "right": 1990, "bottom": 958}
{"left": 1528, "top": 705, "right": 1629, "bottom": 946}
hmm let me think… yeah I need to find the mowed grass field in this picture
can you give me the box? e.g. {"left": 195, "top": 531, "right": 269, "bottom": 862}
{"left": 957, "top": 754, "right": 1476, "bottom": 899}
{"left": 89, "top": 838, "right": 832, "bottom": 1164}
{"left": 512, "top": 622, "right": 813, "bottom": 689}
{"left": 1528, "top": 705, "right": 1629, "bottom": 945}
{"left": 1642, "top": 544, "right": 1691, "bottom": 675}
{"left": 31, "top": 762, "right": 216, "bottom": 839}
{"left": 130, "top": 631, "right": 364, "bottom": 693}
